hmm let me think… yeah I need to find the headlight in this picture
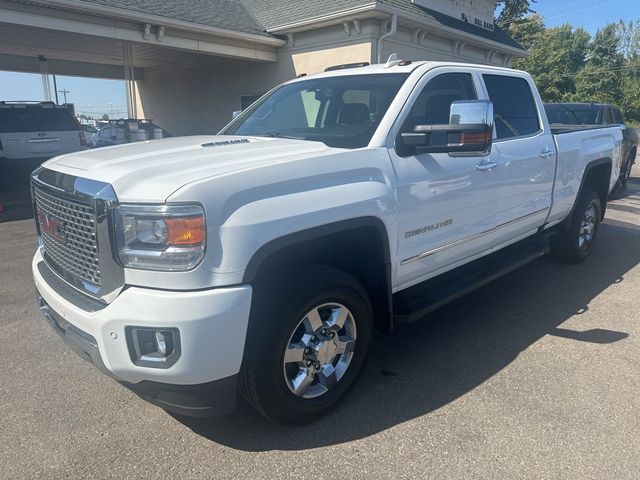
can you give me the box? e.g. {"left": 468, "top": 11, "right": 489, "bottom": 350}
{"left": 115, "top": 204, "right": 206, "bottom": 271}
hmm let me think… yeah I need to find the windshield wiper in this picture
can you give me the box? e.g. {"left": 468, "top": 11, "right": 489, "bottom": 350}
{"left": 261, "top": 131, "right": 306, "bottom": 140}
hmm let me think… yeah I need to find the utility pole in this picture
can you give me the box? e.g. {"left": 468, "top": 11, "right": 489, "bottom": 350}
{"left": 59, "top": 89, "right": 70, "bottom": 104}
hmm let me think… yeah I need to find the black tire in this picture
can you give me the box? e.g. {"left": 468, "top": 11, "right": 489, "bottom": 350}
{"left": 621, "top": 153, "right": 635, "bottom": 187}
{"left": 551, "top": 188, "right": 602, "bottom": 264}
{"left": 239, "top": 266, "right": 373, "bottom": 425}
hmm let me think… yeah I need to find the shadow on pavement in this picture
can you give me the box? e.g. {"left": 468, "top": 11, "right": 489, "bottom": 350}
{"left": 175, "top": 222, "right": 639, "bottom": 451}
{"left": 0, "top": 158, "right": 46, "bottom": 223}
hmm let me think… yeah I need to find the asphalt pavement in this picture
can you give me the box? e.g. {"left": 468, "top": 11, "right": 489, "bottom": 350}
{"left": 1, "top": 162, "right": 640, "bottom": 479}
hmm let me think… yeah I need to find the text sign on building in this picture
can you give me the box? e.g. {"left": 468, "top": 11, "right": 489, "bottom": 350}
{"left": 412, "top": 0, "right": 498, "bottom": 30}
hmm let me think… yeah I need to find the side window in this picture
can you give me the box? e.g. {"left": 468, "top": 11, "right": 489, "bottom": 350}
{"left": 603, "top": 107, "right": 614, "bottom": 125}
{"left": 403, "top": 73, "right": 476, "bottom": 128}
{"left": 397, "top": 73, "right": 476, "bottom": 155}
{"left": 612, "top": 108, "right": 623, "bottom": 124}
{"left": 483, "top": 74, "right": 540, "bottom": 140}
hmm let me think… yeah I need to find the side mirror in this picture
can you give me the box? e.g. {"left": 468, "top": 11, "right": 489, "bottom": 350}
{"left": 401, "top": 100, "right": 494, "bottom": 156}
{"left": 232, "top": 110, "right": 242, "bottom": 119}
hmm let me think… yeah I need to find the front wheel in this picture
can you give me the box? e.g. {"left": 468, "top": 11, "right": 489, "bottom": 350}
{"left": 551, "top": 188, "right": 602, "bottom": 264}
{"left": 239, "top": 266, "right": 373, "bottom": 424}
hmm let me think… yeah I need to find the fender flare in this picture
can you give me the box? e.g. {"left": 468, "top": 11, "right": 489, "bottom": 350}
{"left": 565, "top": 157, "right": 612, "bottom": 222}
{"left": 242, "top": 216, "right": 394, "bottom": 332}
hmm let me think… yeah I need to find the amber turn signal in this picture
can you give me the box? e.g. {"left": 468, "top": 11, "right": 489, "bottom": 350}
{"left": 165, "top": 216, "right": 205, "bottom": 245}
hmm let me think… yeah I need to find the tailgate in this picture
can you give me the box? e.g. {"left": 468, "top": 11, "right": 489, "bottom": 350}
{"left": 0, "top": 131, "right": 81, "bottom": 159}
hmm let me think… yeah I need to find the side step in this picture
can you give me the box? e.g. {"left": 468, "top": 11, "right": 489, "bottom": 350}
{"left": 393, "top": 234, "right": 552, "bottom": 323}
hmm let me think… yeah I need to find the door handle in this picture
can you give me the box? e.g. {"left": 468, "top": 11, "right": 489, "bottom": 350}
{"left": 539, "top": 149, "right": 554, "bottom": 159}
{"left": 476, "top": 161, "right": 497, "bottom": 171}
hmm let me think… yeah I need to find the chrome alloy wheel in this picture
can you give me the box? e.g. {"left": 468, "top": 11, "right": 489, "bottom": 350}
{"left": 578, "top": 203, "right": 597, "bottom": 250}
{"left": 283, "top": 303, "right": 357, "bottom": 399}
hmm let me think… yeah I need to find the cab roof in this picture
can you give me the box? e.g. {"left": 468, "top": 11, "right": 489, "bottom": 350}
{"left": 290, "top": 60, "right": 521, "bottom": 83}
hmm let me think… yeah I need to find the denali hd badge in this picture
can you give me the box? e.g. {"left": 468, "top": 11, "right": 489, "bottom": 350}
{"left": 405, "top": 219, "right": 453, "bottom": 238}
{"left": 38, "top": 209, "right": 66, "bottom": 243}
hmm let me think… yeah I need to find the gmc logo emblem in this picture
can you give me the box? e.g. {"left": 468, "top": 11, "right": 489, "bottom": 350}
{"left": 38, "top": 208, "right": 66, "bottom": 243}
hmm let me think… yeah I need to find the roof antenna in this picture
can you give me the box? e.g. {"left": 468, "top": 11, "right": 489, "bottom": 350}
{"left": 384, "top": 53, "right": 402, "bottom": 68}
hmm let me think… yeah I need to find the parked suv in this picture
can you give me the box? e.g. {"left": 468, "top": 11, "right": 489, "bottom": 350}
{"left": 545, "top": 103, "right": 637, "bottom": 188}
{"left": 0, "top": 101, "right": 88, "bottom": 160}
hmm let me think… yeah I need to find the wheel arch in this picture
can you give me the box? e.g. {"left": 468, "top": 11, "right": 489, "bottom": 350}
{"left": 572, "top": 158, "right": 612, "bottom": 220}
{"left": 243, "top": 217, "right": 394, "bottom": 333}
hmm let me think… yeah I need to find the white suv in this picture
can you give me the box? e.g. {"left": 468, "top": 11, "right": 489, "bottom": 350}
{"left": 0, "top": 101, "right": 88, "bottom": 160}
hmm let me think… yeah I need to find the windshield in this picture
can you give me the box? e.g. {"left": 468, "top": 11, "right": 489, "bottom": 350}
{"left": 221, "top": 73, "right": 409, "bottom": 149}
{"left": 544, "top": 104, "right": 601, "bottom": 125}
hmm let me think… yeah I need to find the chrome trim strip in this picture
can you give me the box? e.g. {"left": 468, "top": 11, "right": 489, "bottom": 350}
{"left": 401, "top": 208, "right": 548, "bottom": 265}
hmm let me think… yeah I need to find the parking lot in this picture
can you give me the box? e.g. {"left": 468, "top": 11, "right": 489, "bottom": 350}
{"left": 1, "top": 160, "right": 640, "bottom": 479}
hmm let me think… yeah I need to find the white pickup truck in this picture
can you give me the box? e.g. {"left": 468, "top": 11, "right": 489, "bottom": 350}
{"left": 31, "top": 60, "right": 622, "bottom": 424}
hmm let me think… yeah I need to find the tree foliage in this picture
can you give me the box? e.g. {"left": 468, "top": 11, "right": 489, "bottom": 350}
{"left": 573, "top": 24, "right": 624, "bottom": 104}
{"left": 514, "top": 25, "right": 590, "bottom": 102}
{"left": 497, "top": 0, "right": 537, "bottom": 29}
{"left": 508, "top": 15, "right": 640, "bottom": 122}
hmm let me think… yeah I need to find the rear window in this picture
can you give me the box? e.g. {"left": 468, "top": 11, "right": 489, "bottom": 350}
{"left": 543, "top": 104, "right": 602, "bottom": 125}
{"left": 0, "top": 106, "right": 79, "bottom": 133}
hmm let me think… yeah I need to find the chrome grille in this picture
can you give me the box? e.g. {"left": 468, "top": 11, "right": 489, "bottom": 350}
{"left": 34, "top": 186, "right": 101, "bottom": 286}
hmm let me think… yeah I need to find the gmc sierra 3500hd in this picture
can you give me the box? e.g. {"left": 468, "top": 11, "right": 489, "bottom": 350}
{"left": 31, "top": 59, "right": 622, "bottom": 425}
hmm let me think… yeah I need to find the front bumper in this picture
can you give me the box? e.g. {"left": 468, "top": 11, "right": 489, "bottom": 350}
{"left": 32, "top": 249, "right": 252, "bottom": 416}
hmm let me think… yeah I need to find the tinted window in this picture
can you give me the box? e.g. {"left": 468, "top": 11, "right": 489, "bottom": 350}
{"left": 396, "top": 73, "right": 476, "bottom": 156}
{"left": 544, "top": 104, "right": 600, "bottom": 125}
{"left": 612, "top": 108, "right": 623, "bottom": 124}
{"left": 0, "top": 105, "right": 79, "bottom": 133}
{"left": 223, "top": 74, "right": 408, "bottom": 149}
{"left": 402, "top": 73, "right": 477, "bottom": 132}
{"left": 483, "top": 75, "right": 540, "bottom": 139}
{"left": 603, "top": 107, "right": 613, "bottom": 124}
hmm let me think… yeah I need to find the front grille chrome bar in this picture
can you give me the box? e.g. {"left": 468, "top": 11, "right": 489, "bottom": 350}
{"left": 31, "top": 167, "right": 124, "bottom": 304}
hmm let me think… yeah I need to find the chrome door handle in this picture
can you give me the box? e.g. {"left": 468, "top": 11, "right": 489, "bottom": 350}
{"left": 539, "top": 149, "right": 554, "bottom": 159}
{"left": 476, "top": 161, "right": 497, "bottom": 171}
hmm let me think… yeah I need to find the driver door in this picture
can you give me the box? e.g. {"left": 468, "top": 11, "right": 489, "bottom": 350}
{"left": 388, "top": 70, "right": 500, "bottom": 290}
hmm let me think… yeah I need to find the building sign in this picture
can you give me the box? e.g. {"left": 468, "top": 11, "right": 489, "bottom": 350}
{"left": 412, "top": 0, "right": 498, "bottom": 31}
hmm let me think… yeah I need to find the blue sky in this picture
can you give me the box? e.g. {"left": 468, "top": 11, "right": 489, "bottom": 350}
{"left": 1, "top": 0, "right": 639, "bottom": 116}
{"left": 531, "top": 0, "right": 639, "bottom": 31}
{"left": 1, "top": 72, "right": 127, "bottom": 119}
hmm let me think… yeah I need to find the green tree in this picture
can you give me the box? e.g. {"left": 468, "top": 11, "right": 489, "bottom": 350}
{"left": 617, "top": 19, "right": 640, "bottom": 59}
{"left": 573, "top": 24, "right": 624, "bottom": 104}
{"left": 497, "top": 0, "right": 537, "bottom": 29}
{"left": 617, "top": 20, "right": 640, "bottom": 121}
{"left": 507, "top": 13, "right": 545, "bottom": 50}
{"left": 515, "top": 25, "right": 590, "bottom": 102}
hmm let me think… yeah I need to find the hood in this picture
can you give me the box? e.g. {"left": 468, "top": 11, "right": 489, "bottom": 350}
{"left": 44, "top": 135, "right": 338, "bottom": 203}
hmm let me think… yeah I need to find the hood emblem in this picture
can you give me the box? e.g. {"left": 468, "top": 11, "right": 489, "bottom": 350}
{"left": 202, "top": 138, "right": 250, "bottom": 148}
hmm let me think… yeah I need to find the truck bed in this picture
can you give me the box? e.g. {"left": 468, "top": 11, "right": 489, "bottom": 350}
{"left": 550, "top": 124, "right": 613, "bottom": 135}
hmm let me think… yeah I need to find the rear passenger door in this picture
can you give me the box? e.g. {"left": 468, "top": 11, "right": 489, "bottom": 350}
{"left": 481, "top": 73, "right": 555, "bottom": 243}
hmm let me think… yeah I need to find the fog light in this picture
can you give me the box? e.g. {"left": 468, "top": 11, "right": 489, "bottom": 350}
{"left": 155, "top": 331, "right": 167, "bottom": 355}
{"left": 125, "top": 327, "right": 181, "bottom": 368}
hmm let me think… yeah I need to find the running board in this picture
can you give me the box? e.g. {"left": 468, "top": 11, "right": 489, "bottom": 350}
{"left": 393, "top": 234, "right": 552, "bottom": 324}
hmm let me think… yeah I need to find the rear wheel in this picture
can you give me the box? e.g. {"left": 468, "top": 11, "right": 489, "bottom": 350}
{"left": 551, "top": 188, "right": 602, "bottom": 264}
{"left": 240, "top": 266, "right": 373, "bottom": 424}
{"left": 621, "top": 154, "right": 635, "bottom": 186}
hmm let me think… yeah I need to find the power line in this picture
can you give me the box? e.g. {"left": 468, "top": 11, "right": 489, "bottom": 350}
{"left": 497, "top": 0, "right": 628, "bottom": 27}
